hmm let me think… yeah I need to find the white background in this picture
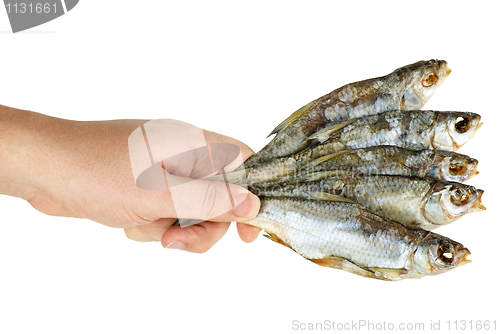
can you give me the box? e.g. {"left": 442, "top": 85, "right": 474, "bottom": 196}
{"left": 1, "top": 1, "right": 498, "bottom": 333}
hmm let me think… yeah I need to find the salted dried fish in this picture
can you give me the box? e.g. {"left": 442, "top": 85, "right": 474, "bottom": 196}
{"left": 299, "top": 146, "right": 479, "bottom": 183}
{"left": 250, "top": 174, "right": 486, "bottom": 230}
{"left": 305, "top": 110, "right": 482, "bottom": 152}
{"left": 246, "top": 60, "right": 451, "bottom": 167}
{"left": 245, "top": 197, "right": 471, "bottom": 280}
{"left": 212, "top": 146, "right": 479, "bottom": 185}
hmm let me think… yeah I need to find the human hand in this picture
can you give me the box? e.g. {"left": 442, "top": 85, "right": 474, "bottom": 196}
{"left": 0, "top": 105, "right": 261, "bottom": 252}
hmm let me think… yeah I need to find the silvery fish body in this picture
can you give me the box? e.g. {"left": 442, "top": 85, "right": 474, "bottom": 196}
{"left": 246, "top": 60, "right": 451, "bottom": 167}
{"left": 297, "top": 146, "right": 479, "bottom": 183}
{"left": 222, "top": 146, "right": 478, "bottom": 185}
{"left": 250, "top": 174, "right": 486, "bottom": 230}
{"left": 245, "top": 197, "right": 470, "bottom": 281}
{"left": 305, "top": 110, "right": 481, "bottom": 153}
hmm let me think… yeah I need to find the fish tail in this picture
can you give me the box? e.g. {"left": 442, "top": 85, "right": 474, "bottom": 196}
{"left": 207, "top": 168, "right": 249, "bottom": 186}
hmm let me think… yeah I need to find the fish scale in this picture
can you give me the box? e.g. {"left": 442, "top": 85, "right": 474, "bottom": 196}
{"left": 245, "top": 197, "right": 470, "bottom": 280}
{"left": 254, "top": 200, "right": 411, "bottom": 267}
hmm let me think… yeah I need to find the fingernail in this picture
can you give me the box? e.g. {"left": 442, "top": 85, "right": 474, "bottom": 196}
{"left": 165, "top": 240, "right": 186, "bottom": 250}
{"left": 233, "top": 192, "right": 260, "bottom": 219}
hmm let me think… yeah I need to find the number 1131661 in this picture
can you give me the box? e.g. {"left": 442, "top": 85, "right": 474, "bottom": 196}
{"left": 6, "top": 3, "right": 57, "bottom": 14}
{"left": 446, "top": 320, "right": 497, "bottom": 331}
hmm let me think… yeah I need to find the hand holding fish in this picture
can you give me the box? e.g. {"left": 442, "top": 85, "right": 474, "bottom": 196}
{"left": 0, "top": 104, "right": 261, "bottom": 252}
{"left": 0, "top": 59, "right": 486, "bottom": 280}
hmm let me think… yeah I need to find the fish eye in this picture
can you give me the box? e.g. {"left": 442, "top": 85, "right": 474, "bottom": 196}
{"left": 422, "top": 72, "right": 438, "bottom": 87}
{"left": 450, "top": 187, "right": 470, "bottom": 206}
{"left": 449, "top": 162, "right": 467, "bottom": 175}
{"left": 437, "top": 243, "right": 454, "bottom": 265}
{"left": 455, "top": 116, "right": 471, "bottom": 133}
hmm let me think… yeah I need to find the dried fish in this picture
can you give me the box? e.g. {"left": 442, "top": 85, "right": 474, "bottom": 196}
{"left": 212, "top": 146, "right": 479, "bottom": 185}
{"left": 304, "top": 110, "right": 482, "bottom": 152}
{"left": 250, "top": 174, "right": 486, "bottom": 230}
{"left": 246, "top": 60, "right": 451, "bottom": 166}
{"left": 245, "top": 197, "right": 471, "bottom": 280}
{"left": 300, "top": 147, "right": 479, "bottom": 182}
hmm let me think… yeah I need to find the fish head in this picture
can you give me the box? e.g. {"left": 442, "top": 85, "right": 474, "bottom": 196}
{"left": 412, "top": 233, "right": 471, "bottom": 275}
{"left": 432, "top": 112, "right": 482, "bottom": 151}
{"left": 423, "top": 182, "right": 486, "bottom": 226}
{"left": 396, "top": 60, "right": 451, "bottom": 110}
{"left": 427, "top": 151, "right": 479, "bottom": 182}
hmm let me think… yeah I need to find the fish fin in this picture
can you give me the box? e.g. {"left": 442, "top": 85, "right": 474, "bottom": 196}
{"left": 310, "top": 256, "right": 345, "bottom": 269}
{"left": 312, "top": 256, "right": 411, "bottom": 281}
{"left": 304, "top": 191, "right": 355, "bottom": 203}
{"left": 173, "top": 219, "right": 204, "bottom": 227}
{"left": 310, "top": 256, "right": 381, "bottom": 280}
{"left": 368, "top": 267, "right": 413, "bottom": 281}
{"left": 298, "top": 171, "right": 346, "bottom": 182}
{"left": 208, "top": 169, "right": 248, "bottom": 185}
{"left": 208, "top": 174, "right": 230, "bottom": 183}
{"left": 267, "top": 99, "right": 319, "bottom": 138}
{"left": 264, "top": 232, "right": 292, "bottom": 249}
{"left": 302, "top": 118, "right": 357, "bottom": 144}
{"left": 300, "top": 150, "right": 350, "bottom": 169}
{"left": 404, "top": 221, "right": 430, "bottom": 229}
{"left": 174, "top": 219, "right": 204, "bottom": 227}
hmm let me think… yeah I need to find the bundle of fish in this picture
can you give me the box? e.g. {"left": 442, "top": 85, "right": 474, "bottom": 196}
{"left": 214, "top": 60, "right": 486, "bottom": 281}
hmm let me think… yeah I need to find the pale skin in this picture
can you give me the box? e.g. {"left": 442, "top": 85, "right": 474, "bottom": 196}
{"left": 0, "top": 104, "right": 262, "bottom": 253}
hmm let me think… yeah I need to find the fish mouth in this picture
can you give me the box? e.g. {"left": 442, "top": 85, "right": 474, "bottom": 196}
{"left": 455, "top": 248, "right": 472, "bottom": 267}
{"left": 443, "top": 68, "right": 452, "bottom": 81}
{"left": 440, "top": 68, "right": 452, "bottom": 85}
{"left": 471, "top": 189, "right": 486, "bottom": 211}
{"left": 436, "top": 60, "right": 451, "bottom": 83}
{"left": 469, "top": 169, "right": 480, "bottom": 179}
{"left": 475, "top": 121, "right": 484, "bottom": 133}
{"left": 468, "top": 158, "right": 480, "bottom": 179}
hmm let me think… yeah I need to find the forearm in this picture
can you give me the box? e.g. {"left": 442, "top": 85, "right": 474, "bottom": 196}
{"left": 0, "top": 104, "right": 40, "bottom": 185}
{"left": 0, "top": 104, "right": 73, "bottom": 193}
